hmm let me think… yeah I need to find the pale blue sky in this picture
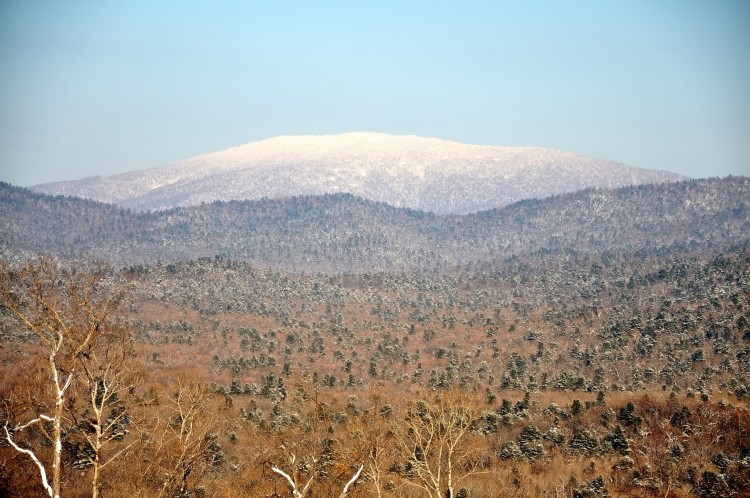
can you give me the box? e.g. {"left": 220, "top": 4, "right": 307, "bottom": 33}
{"left": 1, "top": 0, "right": 748, "bottom": 186}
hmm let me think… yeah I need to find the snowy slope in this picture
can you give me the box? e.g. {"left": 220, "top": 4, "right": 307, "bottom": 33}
{"left": 32, "top": 133, "right": 686, "bottom": 214}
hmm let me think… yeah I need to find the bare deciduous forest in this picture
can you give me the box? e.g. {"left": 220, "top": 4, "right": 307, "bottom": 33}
{"left": 1, "top": 178, "right": 749, "bottom": 497}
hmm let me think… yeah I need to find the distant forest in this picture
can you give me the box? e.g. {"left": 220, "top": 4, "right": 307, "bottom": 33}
{"left": 1, "top": 176, "right": 748, "bottom": 272}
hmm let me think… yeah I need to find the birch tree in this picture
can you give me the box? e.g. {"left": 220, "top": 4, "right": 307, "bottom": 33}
{"left": 0, "top": 257, "right": 125, "bottom": 498}
{"left": 271, "top": 452, "right": 315, "bottom": 498}
{"left": 271, "top": 450, "right": 363, "bottom": 498}
{"left": 346, "top": 403, "right": 399, "bottom": 498}
{"left": 136, "top": 378, "right": 227, "bottom": 498}
{"left": 394, "top": 392, "right": 487, "bottom": 498}
{"left": 69, "top": 322, "right": 142, "bottom": 498}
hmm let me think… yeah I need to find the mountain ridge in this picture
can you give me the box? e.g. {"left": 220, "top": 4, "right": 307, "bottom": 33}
{"left": 31, "top": 133, "right": 686, "bottom": 214}
{"left": 5, "top": 176, "right": 748, "bottom": 273}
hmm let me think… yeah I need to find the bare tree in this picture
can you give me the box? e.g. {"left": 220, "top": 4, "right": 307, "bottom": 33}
{"left": 271, "top": 450, "right": 363, "bottom": 498}
{"left": 394, "top": 392, "right": 486, "bottom": 498}
{"left": 0, "top": 257, "right": 125, "bottom": 498}
{"left": 69, "top": 322, "right": 142, "bottom": 498}
{"left": 271, "top": 452, "right": 315, "bottom": 498}
{"left": 137, "top": 377, "right": 226, "bottom": 498}
{"left": 338, "top": 463, "right": 364, "bottom": 498}
{"left": 346, "top": 401, "right": 399, "bottom": 498}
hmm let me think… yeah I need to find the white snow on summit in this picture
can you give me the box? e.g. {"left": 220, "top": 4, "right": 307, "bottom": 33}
{"left": 32, "top": 133, "right": 686, "bottom": 214}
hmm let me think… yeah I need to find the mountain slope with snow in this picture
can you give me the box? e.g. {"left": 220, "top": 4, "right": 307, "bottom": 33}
{"left": 32, "top": 133, "right": 686, "bottom": 214}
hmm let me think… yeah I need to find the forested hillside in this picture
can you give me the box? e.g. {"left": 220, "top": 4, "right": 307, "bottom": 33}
{"left": 1, "top": 177, "right": 749, "bottom": 497}
{"left": 2, "top": 177, "right": 748, "bottom": 272}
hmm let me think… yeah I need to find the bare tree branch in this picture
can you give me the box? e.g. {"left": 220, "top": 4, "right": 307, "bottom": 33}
{"left": 4, "top": 424, "right": 55, "bottom": 498}
{"left": 338, "top": 464, "right": 364, "bottom": 498}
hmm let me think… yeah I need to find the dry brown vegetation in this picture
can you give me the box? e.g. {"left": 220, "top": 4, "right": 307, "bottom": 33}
{"left": 1, "top": 247, "right": 749, "bottom": 497}
{"left": 1, "top": 178, "right": 749, "bottom": 496}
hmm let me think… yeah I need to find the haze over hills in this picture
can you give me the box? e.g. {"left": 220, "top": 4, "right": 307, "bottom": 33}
{"left": 31, "top": 133, "right": 686, "bottom": 214}
{"left": 4, "top": 177, "right": 748, "bottom": 272}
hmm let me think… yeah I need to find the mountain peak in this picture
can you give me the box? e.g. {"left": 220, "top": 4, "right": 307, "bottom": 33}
{"left": 32, "top": 133, "right": 686, "bottom": 214}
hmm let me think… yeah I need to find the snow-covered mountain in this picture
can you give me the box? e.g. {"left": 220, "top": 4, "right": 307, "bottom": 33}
{"left": 32, "top": 133, "right": 686, "bottom": 214}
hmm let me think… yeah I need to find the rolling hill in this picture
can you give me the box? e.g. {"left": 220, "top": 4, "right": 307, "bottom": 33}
{"left": 3, "top": 176, "right": 748, "bottom": 272}
{"left": 31, "top": 133, "right": 685, "bottom": 214}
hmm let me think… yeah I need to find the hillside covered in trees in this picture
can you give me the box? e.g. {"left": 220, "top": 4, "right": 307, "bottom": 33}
{"left": 1, "top": 177, "right": 749, "bottom": 497}
{"left": 1, "top": 177, "right": 748, "bottom": 272}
